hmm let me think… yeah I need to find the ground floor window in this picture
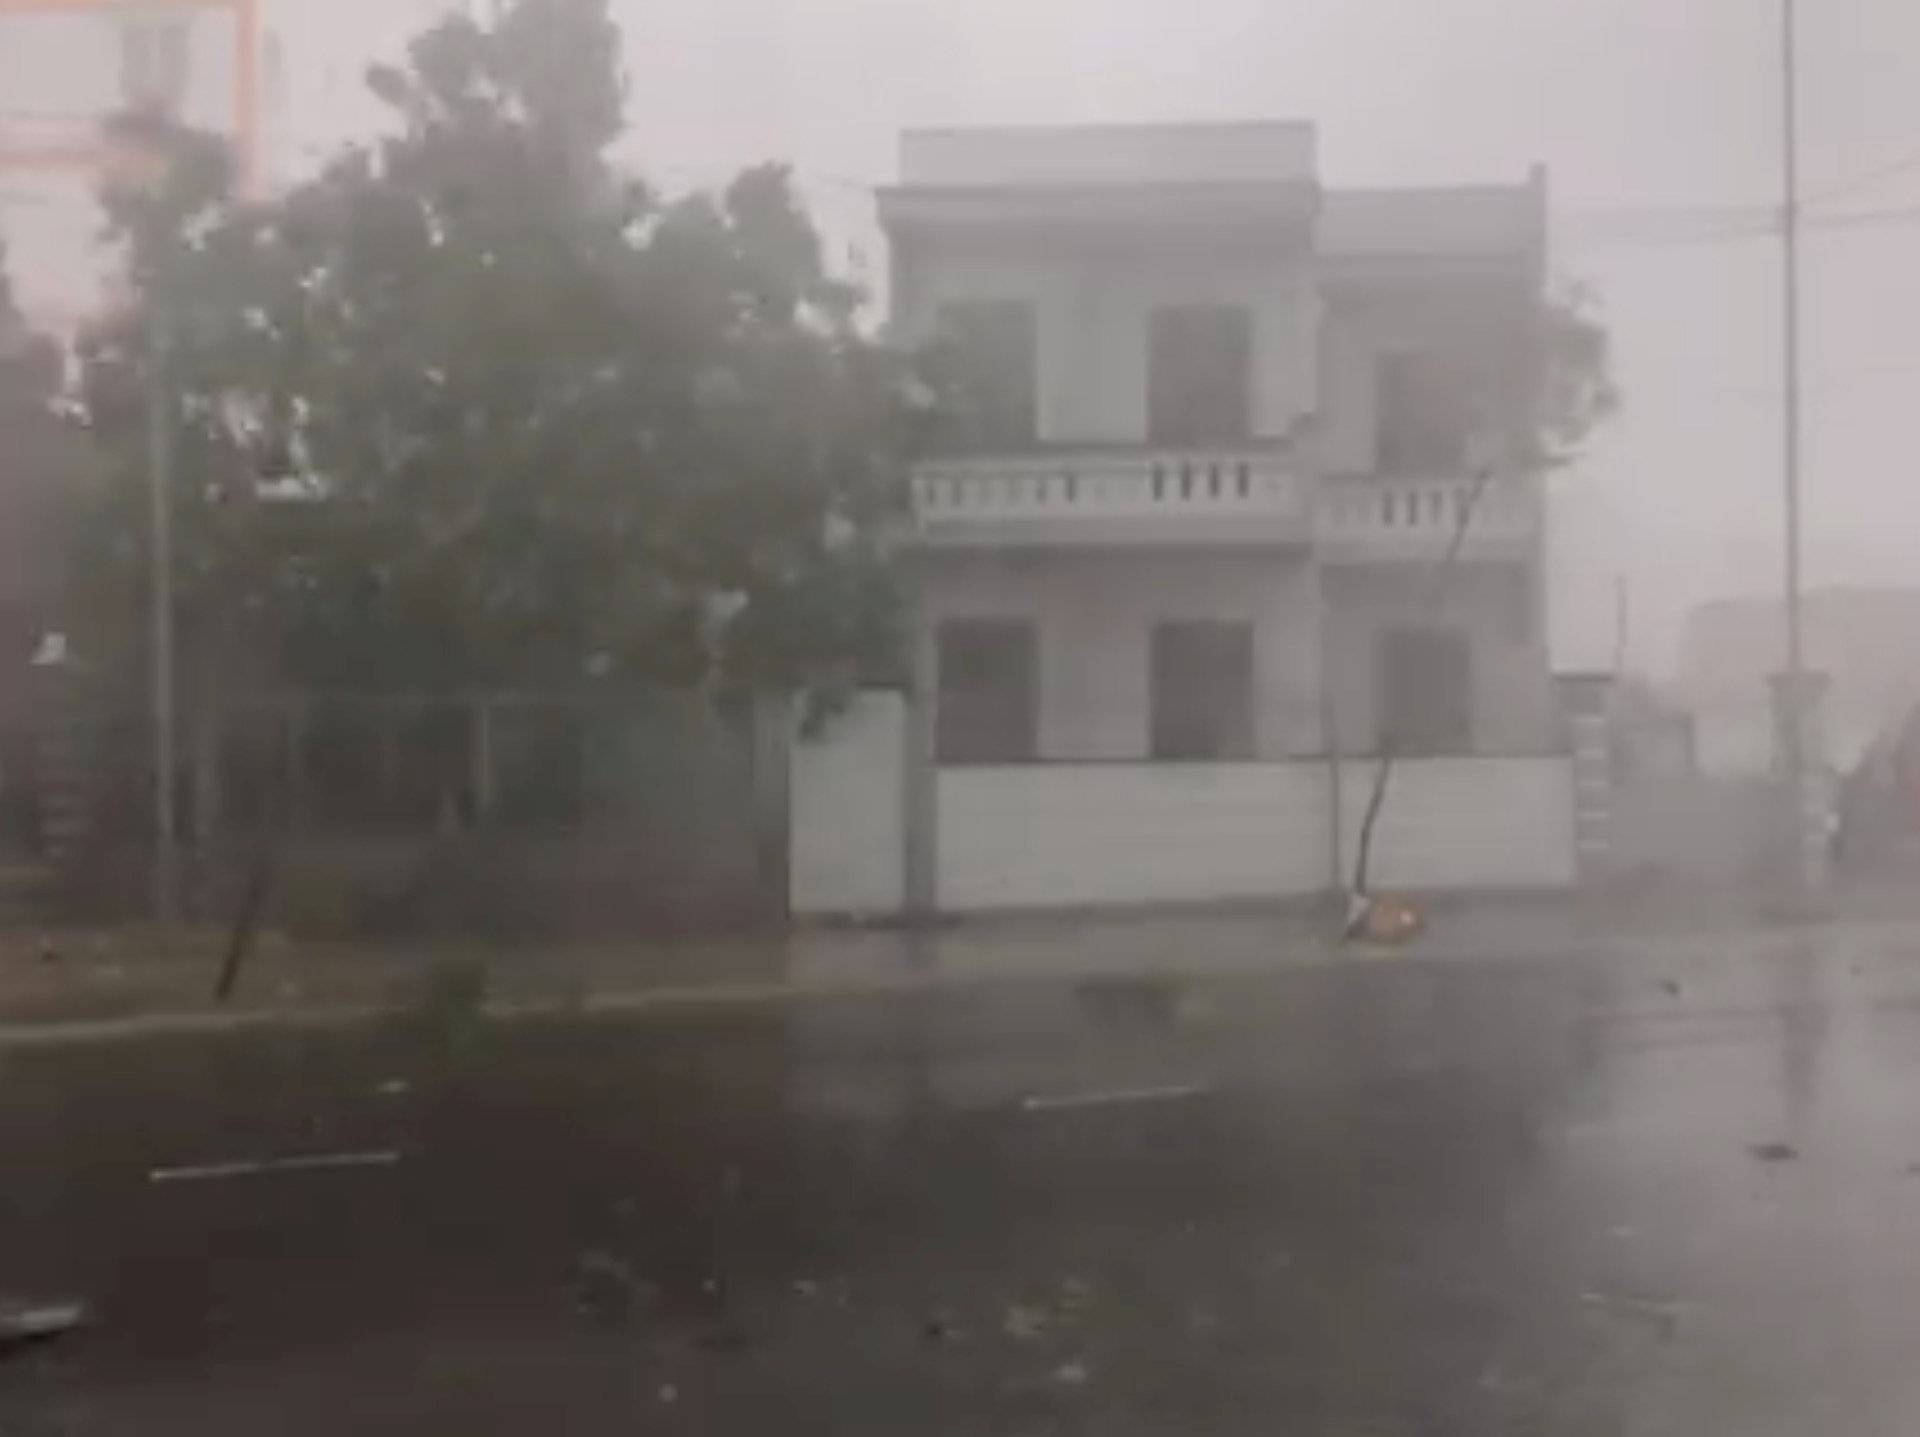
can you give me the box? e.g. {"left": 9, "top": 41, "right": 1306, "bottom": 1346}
{"left": 1151, "top": 620, "right": 1255, "bottom": 760}
{"left": 1378, "top": 626, "right": 1473, "bottom": 754}
{"left": 936, "top": 618, "right": 1037, "bottom": 763}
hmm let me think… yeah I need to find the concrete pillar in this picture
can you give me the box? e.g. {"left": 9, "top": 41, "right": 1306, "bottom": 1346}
{"left": 26, "top": 655, "right": 92, "bottom": 871}
{"left": 1770, "top": 669, "right": 1832, "bottom": 895}
{"left": 1556, "top": 671, "right": 1614, "bottom": 887}
{"left": 902, "top": 599, "right": 939, "bottom": 922}
{"left": 748, "top": 689, "right": 791, "bottom": 923}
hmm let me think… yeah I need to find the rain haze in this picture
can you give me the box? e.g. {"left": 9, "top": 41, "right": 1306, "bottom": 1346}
{"left": 267, "top": 0, "right": 1920, "bottom": 671}
{"left": 18, "top": 2, "right": 1920, "bottom": 1432}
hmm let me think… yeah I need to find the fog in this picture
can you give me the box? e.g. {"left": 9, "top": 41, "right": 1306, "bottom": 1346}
{"left": 19, "top": 0, "right": 1920, "bottom": 670}
{"left": 239, "top": 0, "right": 1920, "bottom": 675}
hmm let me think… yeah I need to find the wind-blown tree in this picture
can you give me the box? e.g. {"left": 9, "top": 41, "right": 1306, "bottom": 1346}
{"left": 0, "top": 240, "right": 85, "bottom": 687}
{"left": 74, "top": 0, "right": 921, "bottom": 705}
{"left": 1347, "top": 277, "right": 1618, "bottom": 911}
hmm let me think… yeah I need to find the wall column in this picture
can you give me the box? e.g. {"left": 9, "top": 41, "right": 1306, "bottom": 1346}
{"left": 902, "top": 597, "right": 940, "bottom": 921}
{"left": 1556, "top": 671, "right": 1615, "bottom": 887}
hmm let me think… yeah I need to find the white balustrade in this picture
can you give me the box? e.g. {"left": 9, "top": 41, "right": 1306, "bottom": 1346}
{"left": 914, "top": 451, "right": 1304, "bottom": 528}
{"left": 911, "top": 459, "right": 1540, "bottom": 556}
{"left": 1315, "top": 476, "right": 1540, "bottom": 552}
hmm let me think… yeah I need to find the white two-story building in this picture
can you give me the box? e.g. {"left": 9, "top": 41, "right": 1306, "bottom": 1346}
{"left": 792, "top": 121, "right": 1589, "bottom": 917}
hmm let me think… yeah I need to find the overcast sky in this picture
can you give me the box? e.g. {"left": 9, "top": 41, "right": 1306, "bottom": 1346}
{"left": 20, "top": 0, "right": 1920, "bottom": 672}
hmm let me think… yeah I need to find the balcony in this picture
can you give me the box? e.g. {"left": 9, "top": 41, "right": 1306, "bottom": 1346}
{"left": 1315, "top": 475, "right": 1541, "bottom": 563}
{"left": 910, "top": 450, "right": 1311, "bottom": 548}
{"left": 909, "top": 458, "right": 1542, "bottom": 561}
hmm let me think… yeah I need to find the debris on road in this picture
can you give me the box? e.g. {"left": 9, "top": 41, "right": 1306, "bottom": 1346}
{"left": 1748, "top": 1141, "right": 1800, "bottom": 1163}
{"left": 147, "top": 1149, "right": 402, "bottom": 1184}
{"left": 1019, "top": 1082, "right": 1208, "bottom": 1114}
{"left": 1658, "top": 978, "right": 1682, "bottom": 997}
{"left": 0, "top": 1298, "right": 86, "bottom": 1352}
{"left": 1579, "top": 1289, "right": 1700, "bottom": 1339}
{"left": 657, "top": 1383, "right": 678, "bottom": 1405}
{"left": 1052, "top": 1359, "right": 1090, "bottom": 1387}
{"left": 694, "top": 1317, "right": 750, "bottom": 1353}
{"left": 375, "top": 1077, "right": 412, "bottom": 1097}
{"left": 922, "top": 1312, "right": 962, "bottom": 1344}
{"left": 1345, "top": 892, "right": 1424, "bottom": 945}
{"left": 571, "top": 1250, "right": 656, "bottom": 1325}
{"left": 1002, "top": 1302, "right": 1049, "bottom": 1341}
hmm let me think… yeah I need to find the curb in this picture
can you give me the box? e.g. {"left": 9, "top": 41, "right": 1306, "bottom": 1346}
{"left": 0, "top": 917, "right": 1912, "bottom": 1051}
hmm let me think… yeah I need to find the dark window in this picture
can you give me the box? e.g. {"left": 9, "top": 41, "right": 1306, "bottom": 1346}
{"left": 937, "top": 619, "right": 1037, "bottom": 763}
{"left": 1151, "top": 621, "right": 1255, "bottom": 760}
{"left": 931, "top": 301, "right": 1037, "bottom": 450}
{"left": 1148, "top": 305, "right": 1252, "bottom": 446}
{"left": 1376, "top": 351, "right": 1473, "bottom": 473}
{"left": 120, "top": 18, "right": 192, "bottom": 114}
{"left": 1377, "top": 627, "right": 1473, "bottom": 755}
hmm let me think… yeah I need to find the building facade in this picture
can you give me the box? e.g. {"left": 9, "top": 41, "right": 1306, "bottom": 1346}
{"left": 793, "top": 122, "right": 1580, "bottom": 915}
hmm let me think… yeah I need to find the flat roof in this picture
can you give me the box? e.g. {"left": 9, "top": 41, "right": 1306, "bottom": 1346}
{"left": 900, "top": 121, "right": 1316, "bottom": 189}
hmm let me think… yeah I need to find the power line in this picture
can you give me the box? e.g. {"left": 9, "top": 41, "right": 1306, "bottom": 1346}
{"left": 1802, "top": 145, "right": 1920, "bottom": 208}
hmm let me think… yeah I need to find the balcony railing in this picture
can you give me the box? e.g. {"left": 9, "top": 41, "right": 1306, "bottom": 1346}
{"left": 1316, "top": 476, "right": 1540, "bottom": 560}
{"left": 909, "top": 457, "right": 1542, "bottom": 558}
{"left": 911, "top": 450, "right": 1310, "bottom": 546}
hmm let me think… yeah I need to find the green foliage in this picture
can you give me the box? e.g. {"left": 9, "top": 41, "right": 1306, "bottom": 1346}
{"left": 0, "top": 240, "right": 84, "bottom": 667}
{"left": 71, "top": 0, "right": 920, "bottom": 701}
{"left": 1534, "top": 281, "right": 1620, "bottom": 464}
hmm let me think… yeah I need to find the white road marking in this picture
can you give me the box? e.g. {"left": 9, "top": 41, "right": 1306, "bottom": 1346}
{"left": 147, "top": 1149, "right": 402, "bottom": 1184}
{"left": 1019, "top": 1082, "right": 1210, "bottom": 1113}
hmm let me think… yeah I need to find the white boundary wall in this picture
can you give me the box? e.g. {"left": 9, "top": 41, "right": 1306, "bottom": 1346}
{"left": 789, "top": 693, "right": 906, "bottom": 917}
{"left": 1332, "top": 757, "right": 1576, "bottom": 894}
{"left": 937, "top": 763, "right": 1330, "bottom": 910}
{"left": 791, "top": 696, "right": 1575, "bottom": 916}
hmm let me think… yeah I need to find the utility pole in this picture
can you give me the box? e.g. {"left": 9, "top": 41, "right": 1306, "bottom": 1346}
{"left": 1612, "top": 574, "right": 1630, "bottom": 678}
{"left": 149, "top": 302, "right": 177, "bottom": 924}
{"left": 1779, "top": 0, "right": 1822, "bottom": 898}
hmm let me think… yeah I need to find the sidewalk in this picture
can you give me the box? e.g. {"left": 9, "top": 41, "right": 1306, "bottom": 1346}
{"left": 3, "top": 895, "right": 1918, "bottom": 1048}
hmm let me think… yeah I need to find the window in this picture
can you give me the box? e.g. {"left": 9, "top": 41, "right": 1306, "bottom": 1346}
{"left": 1377, "top": 627, "right": 1472, "bottom": 755}
{"left": 936, "top": 619, "right": 1037, "bottom": 763}
{"left": 931, "top": 301, "right": 1037, "bottom": 450}
{"left": 1376, "top": 351, "right": 1473, "bottom": 473}
{"left": 1151, "top": 621, "right": 1254, "bottom": 760}
{"left": 119, "top": 17, "right": 192, "bottom": 115}
{"left": 1147, "top": 305, "right": 1252, "bottom": 446}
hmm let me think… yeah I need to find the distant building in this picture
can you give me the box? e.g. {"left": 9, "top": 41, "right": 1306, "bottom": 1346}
{"left": 0, "top": 0, "right": 276, "bottom": 330}
{"left": 1675, "top": 588, "right": 1920, "bottom": 777}
{"left": 792, "top": 122, "right": 1586, "bottom": 915}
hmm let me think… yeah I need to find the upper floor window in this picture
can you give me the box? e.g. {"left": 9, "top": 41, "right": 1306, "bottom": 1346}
{"left": 1376, "top": 351, "right": 1474, "bottom": 473}
{"left": 1377, "top": 626, "right": 1472, "bottom": 755}
{"left": 936, "top": 618, "right": 1037, "bottom": 763}
{"left": 1151, "top": 620, "right": 1255, "bottom": 760}
{"left": 119, "top": 16, "right": 192, "bottom": 116}
{"left": 929, "top": 301, "right": 1037, "bottom": 451}
{"left": 1147, "top": 305, "right": 1252, "bottom": 447}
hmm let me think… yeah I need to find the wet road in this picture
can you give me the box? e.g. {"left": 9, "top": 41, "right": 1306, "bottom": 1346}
{"left": 3, "top": 934, "right": 1920, "bottom": 1433}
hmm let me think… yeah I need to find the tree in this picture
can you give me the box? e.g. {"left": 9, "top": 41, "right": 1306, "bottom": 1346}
{"left": 0, "top": 239, "right": 80, "bottom": 672}
{"left": 1346, "top": 275, "right": 1617, "bottom": 916}
{"left": 1534, "top": 281, "right": 1618, "bottom": 466}
{"left": 72, "top": 0, "right": 922, "bottom": 706}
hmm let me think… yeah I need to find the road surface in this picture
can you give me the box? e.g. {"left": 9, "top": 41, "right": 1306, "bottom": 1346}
{"left": 3, "top": 930, "right": 1919, "bottom": 1433}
